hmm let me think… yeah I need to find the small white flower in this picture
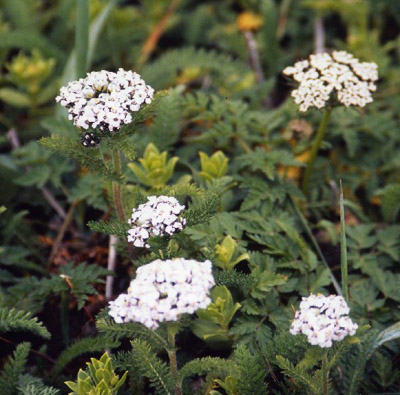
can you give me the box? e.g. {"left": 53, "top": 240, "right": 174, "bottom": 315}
{"left": 290, "top": 294, "right": 358, "bottom": 348}
{"left": 56, "top": 68, "right": 154, "bottom": 132}
{"left": 127, "top": 196, "right": 186, "bottom": 248}
{"left": 283, "top": 51, "right": 378, "bottom": 112}
{"left": 108, "top": 258, "right": 215, "bottom": 329}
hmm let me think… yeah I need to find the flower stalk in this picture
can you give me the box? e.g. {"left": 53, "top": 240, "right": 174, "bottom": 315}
{"left": 302, "top": 108, "right": 332, "bottom": 195}
{"left": 111, "top": 149, "right": 136, "bottom": 260}
{"left": 167, "top": 323, "right": 182, "bottom": 395}
{"left": 112, "top": 149, "right": 125, "bottom": 223}
{"left": 322, "top": 352, "right": 329, "bottom": 395}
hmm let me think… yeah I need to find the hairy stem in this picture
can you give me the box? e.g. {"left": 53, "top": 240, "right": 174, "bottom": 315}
{"left": 302, "top": 108, "right": 332, "bottom": 196}
{"left": 167, "top": 325, "right": 182, "bottom": 395}
{"left": 112, "top": 149, "right": 125, "bottom": 222}
{"left": 111, "top": 149, "right": 136, "bottom": 261}
{"left": 339, "top": 180, "right": 349, "bottom": 302}
{"left": 322, "top": 352, "right": 329, "bottom": 395}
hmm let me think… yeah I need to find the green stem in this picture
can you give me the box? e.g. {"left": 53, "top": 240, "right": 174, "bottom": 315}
{"left": 167, "top": 324, "right": 182, "bottom": 395}
{"left": 75, "top": 0, "right": 89, "bottom": 78}
{"left": 339, "top": 180, "right": 349, "bottom": 302}
{"left": 111, "top": 149, "right": 136, "bottom": 260}
{"left": 290, "top": 196, "right": 342, "bottom": 295}
{"left": 302, "top": 108, "right": 332, "bottom": 195}
{"left": 322, "top": 352, "right": 329, "bottom": 395}
{"left": 60, "top": 290, "right": 70, "bottom": 346}
{"left": 112, "top": 149, "right": 125, "bottom": 222}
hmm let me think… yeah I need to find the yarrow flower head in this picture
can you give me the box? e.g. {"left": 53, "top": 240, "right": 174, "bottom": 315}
{"left": 108, "top": 258, "right": 215, "bottom": 329}
{"left": 56, "top": 68, "right": 154, "bottom": 132}
{"left": 127, "top": 196, "right": 186, "bottom": 248}
{"left": 290, "top": 294, "right": 358, "bottom": 348}
{"left": 283, "top": 51, "right": 378, "bottom": 112}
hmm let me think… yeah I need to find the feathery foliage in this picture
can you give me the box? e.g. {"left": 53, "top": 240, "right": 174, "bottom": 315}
{"left": 233, "top": 345, "right": 268, "bottom": 394}
{"left": 142, "top": 47, "right": 249, "bottom": 89}
{"left": 1, "top": 0, "right": 400, "bottom": 393}
{"left": 0, "top": 342, "right": 30, "bottom": 395}
{"left": 96, "top": 316, "right": 168, "bottom": 351}
{"left": 38, "top": 135, "right": 122, "bottom": 182}
{"left": 87, "top": 219, "right": 130, "bottom": 237}
{"left": 17, "top": 375, "right": 60, "bottom": 395}
{"left": 52, "top": 335, "right": 121, "bottom": 377}
{"left": 129, "top": 339, "right": 174, "bottom": 395}
{"left": 179, "top": 357, "right": 238, "bottom": 382}
{"left": 0, "top": 307, "right": 50, "bottom": 339}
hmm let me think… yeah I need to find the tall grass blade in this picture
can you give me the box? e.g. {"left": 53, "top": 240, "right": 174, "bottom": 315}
{"left": 340, "top": 180, "right": 349, "bottom": 302}
{"left": 75, "top": 0, "right": 89, "bottom": 79}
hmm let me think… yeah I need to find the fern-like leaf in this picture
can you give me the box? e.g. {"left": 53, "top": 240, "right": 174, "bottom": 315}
{"left": 87, "top": 219, "right": 130, "bottom": 237}
{"left": 275, "top": 355, "right": 318, "bottom": 394}
{"left": 39, "top": 135, "right": 122, "bottom": 182}
{"left": 18, "top": 374, "right": 59, "bottom": 395}
{"left": 130, "top": 339, "right": 174, "bottom": 395}
{"left": 0, "top": 342, "right": 30, "bottom": 395}
{"left": 213, "top": 270, "right": 252, "bottom": 291}
{"left": 142, "top": 47, "right": 249, "bottom": 89}
{"left": 184, "top": 194, "right": 219, "bottom": 226}
{"left": 96, "top": 316, "right": 168, "bottom": 351}
{"left": 233, "top": 345, "right": 268, "bottom": 395}
{"left": 52, "top": 335, "right": 121, "bottom": 376}
{"left": 0, "top": 307, "right": 50, "bottom": 340}
{"left": 342, "top": 330, "right": 377, "bottom": 395}
{"left": 179, "top": 356, "right": 237, "bottom": 382}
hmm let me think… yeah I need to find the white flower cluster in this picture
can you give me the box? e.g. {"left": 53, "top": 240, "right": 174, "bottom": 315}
{"left": 56, "top": 69, "right": 154, "bottom": 132}
{"left": 290, "top": 294, "right": 358, "bottom": 348}
{"left": 108, "top": 258, "right": 215, "bottom": 329}
{"left": 283, "top": 51, "right": 378, "bottom": 111}
{"left": 127, "top": 196, "right": 186, "bottom": 248}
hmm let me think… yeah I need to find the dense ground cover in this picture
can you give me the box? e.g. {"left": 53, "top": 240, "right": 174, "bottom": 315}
{"left": 0, "top": 0, "right": 400, "bottom": 394}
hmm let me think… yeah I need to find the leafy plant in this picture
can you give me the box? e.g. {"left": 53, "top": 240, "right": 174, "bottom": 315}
{"left": 65, "top": 352, "right": 127, "bottom": 395}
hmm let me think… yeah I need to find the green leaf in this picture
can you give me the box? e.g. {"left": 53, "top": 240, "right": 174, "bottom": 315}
{"left": 367, "top": 322, "right": 400, "bottom": 357}
{"left": 60, "top": 0, "right": 118, "bottom": 88}
{"left": 0, "top": 31, "right": 64, "bottom": 60}
{"left": 87, "top": 219, "right": 130, "bottom": 237}
{"left": 0, "top": 307, "right": 50, "bottom": 339}
{"left": 0, "top": 342, "right": 30, "bottom": 395}
{"left": 130, "top": 339, "right": 174, "bottom": 395}
{"left": 0, "top": 88, "right": 31, "bottom": 107}
{"left": 380, "top": 184, "right": 400, "bottom": 222}
{"left": 14, "top": 166, "right": 51, "bottom": 187}
{"left": 52, "top": 335, "right": 120, "bottom": 377}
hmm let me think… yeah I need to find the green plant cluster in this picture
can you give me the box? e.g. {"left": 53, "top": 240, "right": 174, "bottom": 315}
{"left": 1, "top": 0, "right": 400, "bottom": 394}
